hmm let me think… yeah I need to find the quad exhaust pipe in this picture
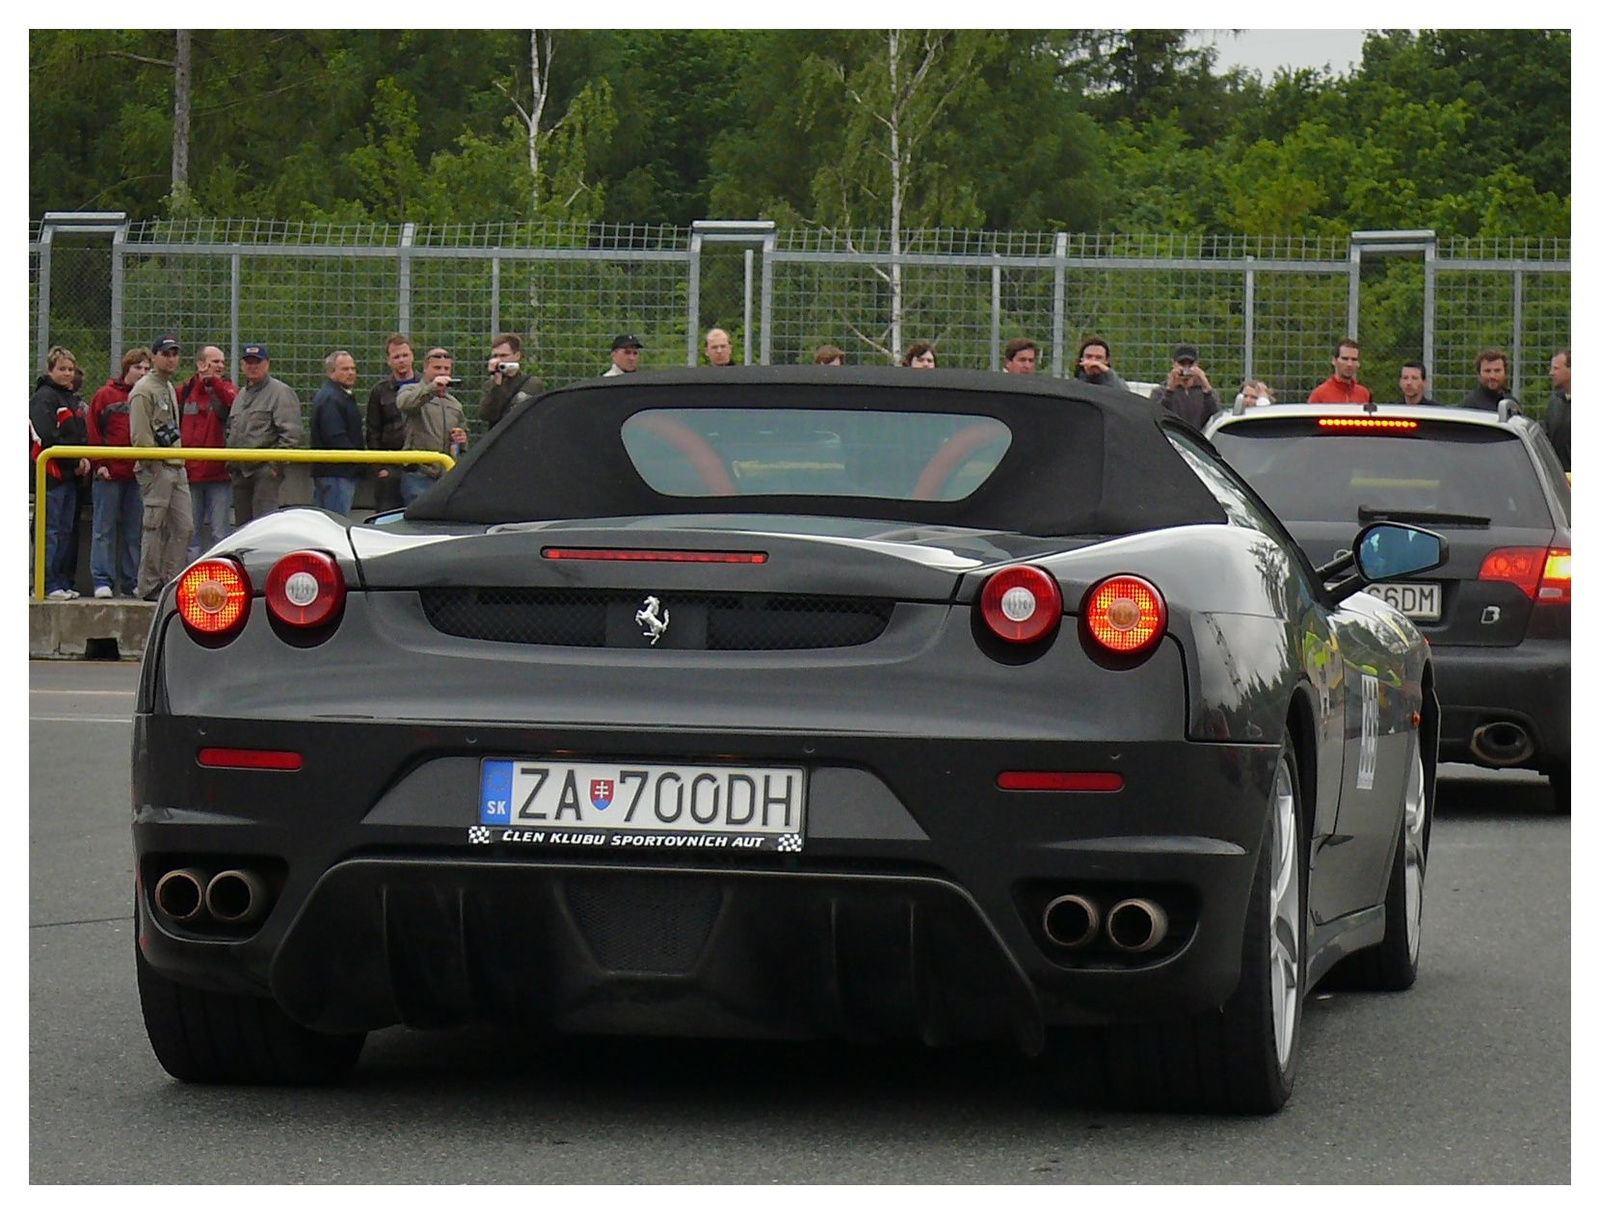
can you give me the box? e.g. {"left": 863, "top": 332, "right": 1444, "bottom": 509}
{"left": 205, "top": 869, "right": 266, "bottom": 926}
{"left": 1042, "top": 894, "right": 1100, "bottom": 949}
{"left": 153, "top": 867, "right": 209, "bottom": 924}
{"left": 152, "top": 866, "right": 267, "bottom": 928}
{"left": 1105, "top": 898, "right": 1169, "bottom": 953}
{"left": 1470, "top": 721, "right": 1535, "bottom": 767}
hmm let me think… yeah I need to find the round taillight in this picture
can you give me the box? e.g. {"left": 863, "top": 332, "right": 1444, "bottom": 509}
{"left": 979, "top": 565, "right": 1062, "bottom": 644}
{"left": 265, "top": 550, "right": 346, "bottom": 629}
{"left": 176, "top": 558, "right": 251, "bottom": 639}
{"left": 1083, "top": 575, "right": 1167, "bottom": 655}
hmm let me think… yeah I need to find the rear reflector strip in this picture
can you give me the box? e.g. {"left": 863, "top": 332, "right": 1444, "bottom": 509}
{"left": 542, "top": 548, "right": 768, "bottom": 564}
{"left": 196, "top": 748, "right": 303, "bottom": 771}
{"left": 1317, "top": 417, "right": 1419, "bottom": 430}
{"left": 998, "top": 771, "right": 1123, "bottom": 792}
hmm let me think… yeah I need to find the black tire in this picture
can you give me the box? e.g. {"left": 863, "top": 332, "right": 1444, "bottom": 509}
{"left": 136, "top": 946, "right": 365, "bottom": 1085}
{"left": 1338, "top": 731, "right": 1430, "bottom": 991}
{"left": 1052, "top": 746, "right": 1307, "bottom": 1114}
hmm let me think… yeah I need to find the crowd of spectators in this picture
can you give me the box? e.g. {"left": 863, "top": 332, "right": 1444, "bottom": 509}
{"left": 30, "top": 326, "right": 1572, "bottom": 599}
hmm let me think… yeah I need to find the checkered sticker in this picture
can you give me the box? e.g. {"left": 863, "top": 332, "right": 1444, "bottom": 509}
{"left": 776, "top": 834, "right": 804, "bottom": 853}
{"left": 468, "top": 826, "right": 493, "bottom": 845}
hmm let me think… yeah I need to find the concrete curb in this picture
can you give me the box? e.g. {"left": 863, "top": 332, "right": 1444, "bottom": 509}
{"left": 30, "top": 600, "right": 156, "bottom": 660}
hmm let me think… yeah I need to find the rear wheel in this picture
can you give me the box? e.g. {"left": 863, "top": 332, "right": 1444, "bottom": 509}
{"left": 136, "top": 946, "right": 365, "bottom": 1084}
{"left": 1052, "top": 746, "right": 1307, "bottom": 1113}
{"left": 1340, "top": 730, "right": 1430, "bottom": 991}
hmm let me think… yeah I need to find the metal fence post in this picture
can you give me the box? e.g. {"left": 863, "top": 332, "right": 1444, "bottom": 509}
{"left": 1423, "top": 242, "right": 1436, "bottom": 381}
{"left": 490, "top": 256, "right": 501, "bottom": 340}
{"left": 110, "top": 219, "right": 128, "bottom": 379}
{"left": 35, "top": 222, "right": 52, "bottom": 371}
{"left": 1512, "top": 267, "right": 1525, "bottom": 395}
{"left": 1243, "top": 255, "right": 1255, "bottom": 384}
{"left": 760, "top": 230, "right": 776, "bottom": 366}
{"left": 398, "top": 222, "right": 415, "bottom": 339}
{"left": 743, "top": 248, "right": 754, "bottom": 366}
{"left": 990, "top": 257, "right": 1001, "bottom": 371}
{"left": 1347, "top": 242, "right": 1361, "bottom": 339}
{"left": 686, "top": 228, "right": 703, "bottom": 366}
{"left": 230, "top": 252, "right": 241, "bottom": 368}
{"left": 1051, "top": 232, "right": 1066, "bottom": 377}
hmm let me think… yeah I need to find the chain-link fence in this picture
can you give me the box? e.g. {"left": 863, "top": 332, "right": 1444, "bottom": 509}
{"left": 31, "top": 216, "right": 1571, "bottom": 434}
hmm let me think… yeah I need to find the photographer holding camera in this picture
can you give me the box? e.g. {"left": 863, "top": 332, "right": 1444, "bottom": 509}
{"left": 127, "top": 334, "right": 194, "bottom": 600}
{"left": 1151, "top": 341, "right": 1220, "bottom": 429}
{"left": 479, "top": 333, "right": 542, "bottom": 431}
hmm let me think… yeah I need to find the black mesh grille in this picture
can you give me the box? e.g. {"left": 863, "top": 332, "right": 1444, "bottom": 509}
{"left": 563, "top": 875, "right": 723, "bottom": 973}
{"left": 419, "top": 587, "right": 894, "bottom": 650}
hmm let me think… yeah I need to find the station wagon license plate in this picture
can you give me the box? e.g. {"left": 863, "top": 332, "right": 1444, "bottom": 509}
{"left": 476, "top": 759, "right": 806, "bottom": 852}
{"left": 1368, "top": 581, "right": 1441, "bottom": 621}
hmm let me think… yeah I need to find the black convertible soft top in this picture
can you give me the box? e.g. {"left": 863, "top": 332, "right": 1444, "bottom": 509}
{"left": 404, "top": 366, "right": 1227, "bottom": 537}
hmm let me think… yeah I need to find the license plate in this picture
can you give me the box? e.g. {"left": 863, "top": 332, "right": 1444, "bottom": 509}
{"left": 1368, "top": 581, "right": 1441, "bottom": 621}
{"left": 475, "top": 759, "right": 806, "bottom": 852}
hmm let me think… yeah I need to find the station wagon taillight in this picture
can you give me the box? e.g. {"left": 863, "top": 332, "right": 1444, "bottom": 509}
{"left": 979, "top": 565, "right": 1062, "bottom": 644}
{"left": 1478, "top": 546, "right": 1571, "bottom": 604}
{"left": 265, "top": 550, "right": 346, "bottom": 629}
{"left": 176, "top": 558, "right": 251, "bottom": 640}
{"left": 1082, "top": 575, "right": 1167, "bottom": 656}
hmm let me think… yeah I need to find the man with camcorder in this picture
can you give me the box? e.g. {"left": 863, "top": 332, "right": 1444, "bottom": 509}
{"left": 479, "top": 333, "right": 542, "bottom": 430}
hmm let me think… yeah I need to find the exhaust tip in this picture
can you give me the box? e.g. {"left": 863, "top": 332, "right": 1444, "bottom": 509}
{"left": 1470, "top": 722, "right": 1534, "bottom": 767}
{"left": 1042, "top": 894, "right": 1100, "bottom": 949}
{"left": 153, "top": 868, "right": 209, "bottom": 924}
{"left": 1105, "top": 898, "right": 1169, "bottom": 953}
{"left": 205, "top": 869, "right": 265, "bottom": 925}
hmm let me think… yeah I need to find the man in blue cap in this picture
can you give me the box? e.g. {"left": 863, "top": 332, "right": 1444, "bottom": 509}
{"left": 226, "top": 342, "right": 303, "bottom": 525}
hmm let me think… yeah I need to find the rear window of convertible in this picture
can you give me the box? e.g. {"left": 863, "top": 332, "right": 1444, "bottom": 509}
{"left": 620, "top": 408, "right": 1013, "bottom": 501}
{"left": 1211, "top": 419, "right": 1552, "bottom": 528}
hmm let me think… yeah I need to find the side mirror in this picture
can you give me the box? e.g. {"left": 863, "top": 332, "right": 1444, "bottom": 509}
{"left": 1354, "top": 522, "right": 1447, "bottom": 581}
{"left": 1325, "top": 523, "right": 1448, "bottom": 602}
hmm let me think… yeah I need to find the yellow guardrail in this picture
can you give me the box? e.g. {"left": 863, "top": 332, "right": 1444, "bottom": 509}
{"left": 31, "top": 446, "right": 456, "bottom": 600}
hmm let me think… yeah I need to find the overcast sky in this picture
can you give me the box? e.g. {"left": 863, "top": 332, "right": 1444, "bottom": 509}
{"left": 1192, "top": 28, "right": 1371, "bottom": 78}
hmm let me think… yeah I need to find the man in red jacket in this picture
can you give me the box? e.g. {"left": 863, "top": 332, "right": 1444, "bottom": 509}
{"left": 86, "top": 347, "right": 152, "bottom": 597}
{"left": 177, "top": 344, "right": 238, "bottom": 561}
{"left": 1307, "top": 337, "right": 1373, "bottom": 405}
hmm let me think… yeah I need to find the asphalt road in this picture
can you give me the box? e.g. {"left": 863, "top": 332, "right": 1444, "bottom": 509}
{"left": 29, "top": 659, "right": 1571, "bottom": 1184}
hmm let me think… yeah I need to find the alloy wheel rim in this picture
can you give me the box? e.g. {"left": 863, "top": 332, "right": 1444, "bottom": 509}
{"left": 1402, "top": 737, "right": 1427, "bottom": 964}
{"left": 1269, "top": 755, "right": 1301, "bottom": 1072}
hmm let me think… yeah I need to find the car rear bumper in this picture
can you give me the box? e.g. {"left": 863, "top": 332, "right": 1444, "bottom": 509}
{"left": 1429, "top": 638, "right": 1569, "bottom": 767}
{"left": 133, "top": 713, "right": 1279, "bottom": 1046}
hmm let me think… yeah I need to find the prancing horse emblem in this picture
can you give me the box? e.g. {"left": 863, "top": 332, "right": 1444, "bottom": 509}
{"left": 635, "top": 595, "right": 670, "bottom": 645}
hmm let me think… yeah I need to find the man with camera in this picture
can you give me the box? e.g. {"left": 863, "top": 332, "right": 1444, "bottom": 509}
{"left": 177, "top": 344, "right": 238, "bottom": 561}
{"left": 1151, "top": 342, "right": 1220, "bottom": 428}
{"left": 397, "top": 346, "right": 470, "bottom": 505}
{"left": 479, "top": 333, "right": 542, "bottom": 430}
{"left": 227, "top": 343, "right": 304, "bottom": 526}
{"left": 126, "top": 334, "right": 194, "bottom": 601}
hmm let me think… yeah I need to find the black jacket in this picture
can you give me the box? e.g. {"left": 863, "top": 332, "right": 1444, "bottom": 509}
{"left": 366, "top": 375, "right": 417, "bottom": 453}
{"left": 310, "top": 380, "right": 365, "bottom": 478}
{"left": 1456, "top": 384, "right": 1521, "bottom": 414}
{"left": 1544, "top": 390, "right": 1570, "bottom": 471}
{"left": 479, "top": 371, "right": 543, "bottom": 429}
{"left": 29, "top": 376, "right": 88, "bottom": 487}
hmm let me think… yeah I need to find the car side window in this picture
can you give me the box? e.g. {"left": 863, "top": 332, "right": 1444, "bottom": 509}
{"left": 1165, "top": 428, "right": 1326, "bottom": 596}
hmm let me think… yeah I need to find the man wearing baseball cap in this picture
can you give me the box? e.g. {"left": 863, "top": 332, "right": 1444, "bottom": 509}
{"left": 126, "top": 333, "right": 193, "bottom": 600}
{"left": 603, "top": 334, "right": 642, "bottom": 377}
{"left": 1151, "top": 342, "right": 1220, "bottom": 429}
{"left": 226, "top": 342, "right": 303, "bottom": 525}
